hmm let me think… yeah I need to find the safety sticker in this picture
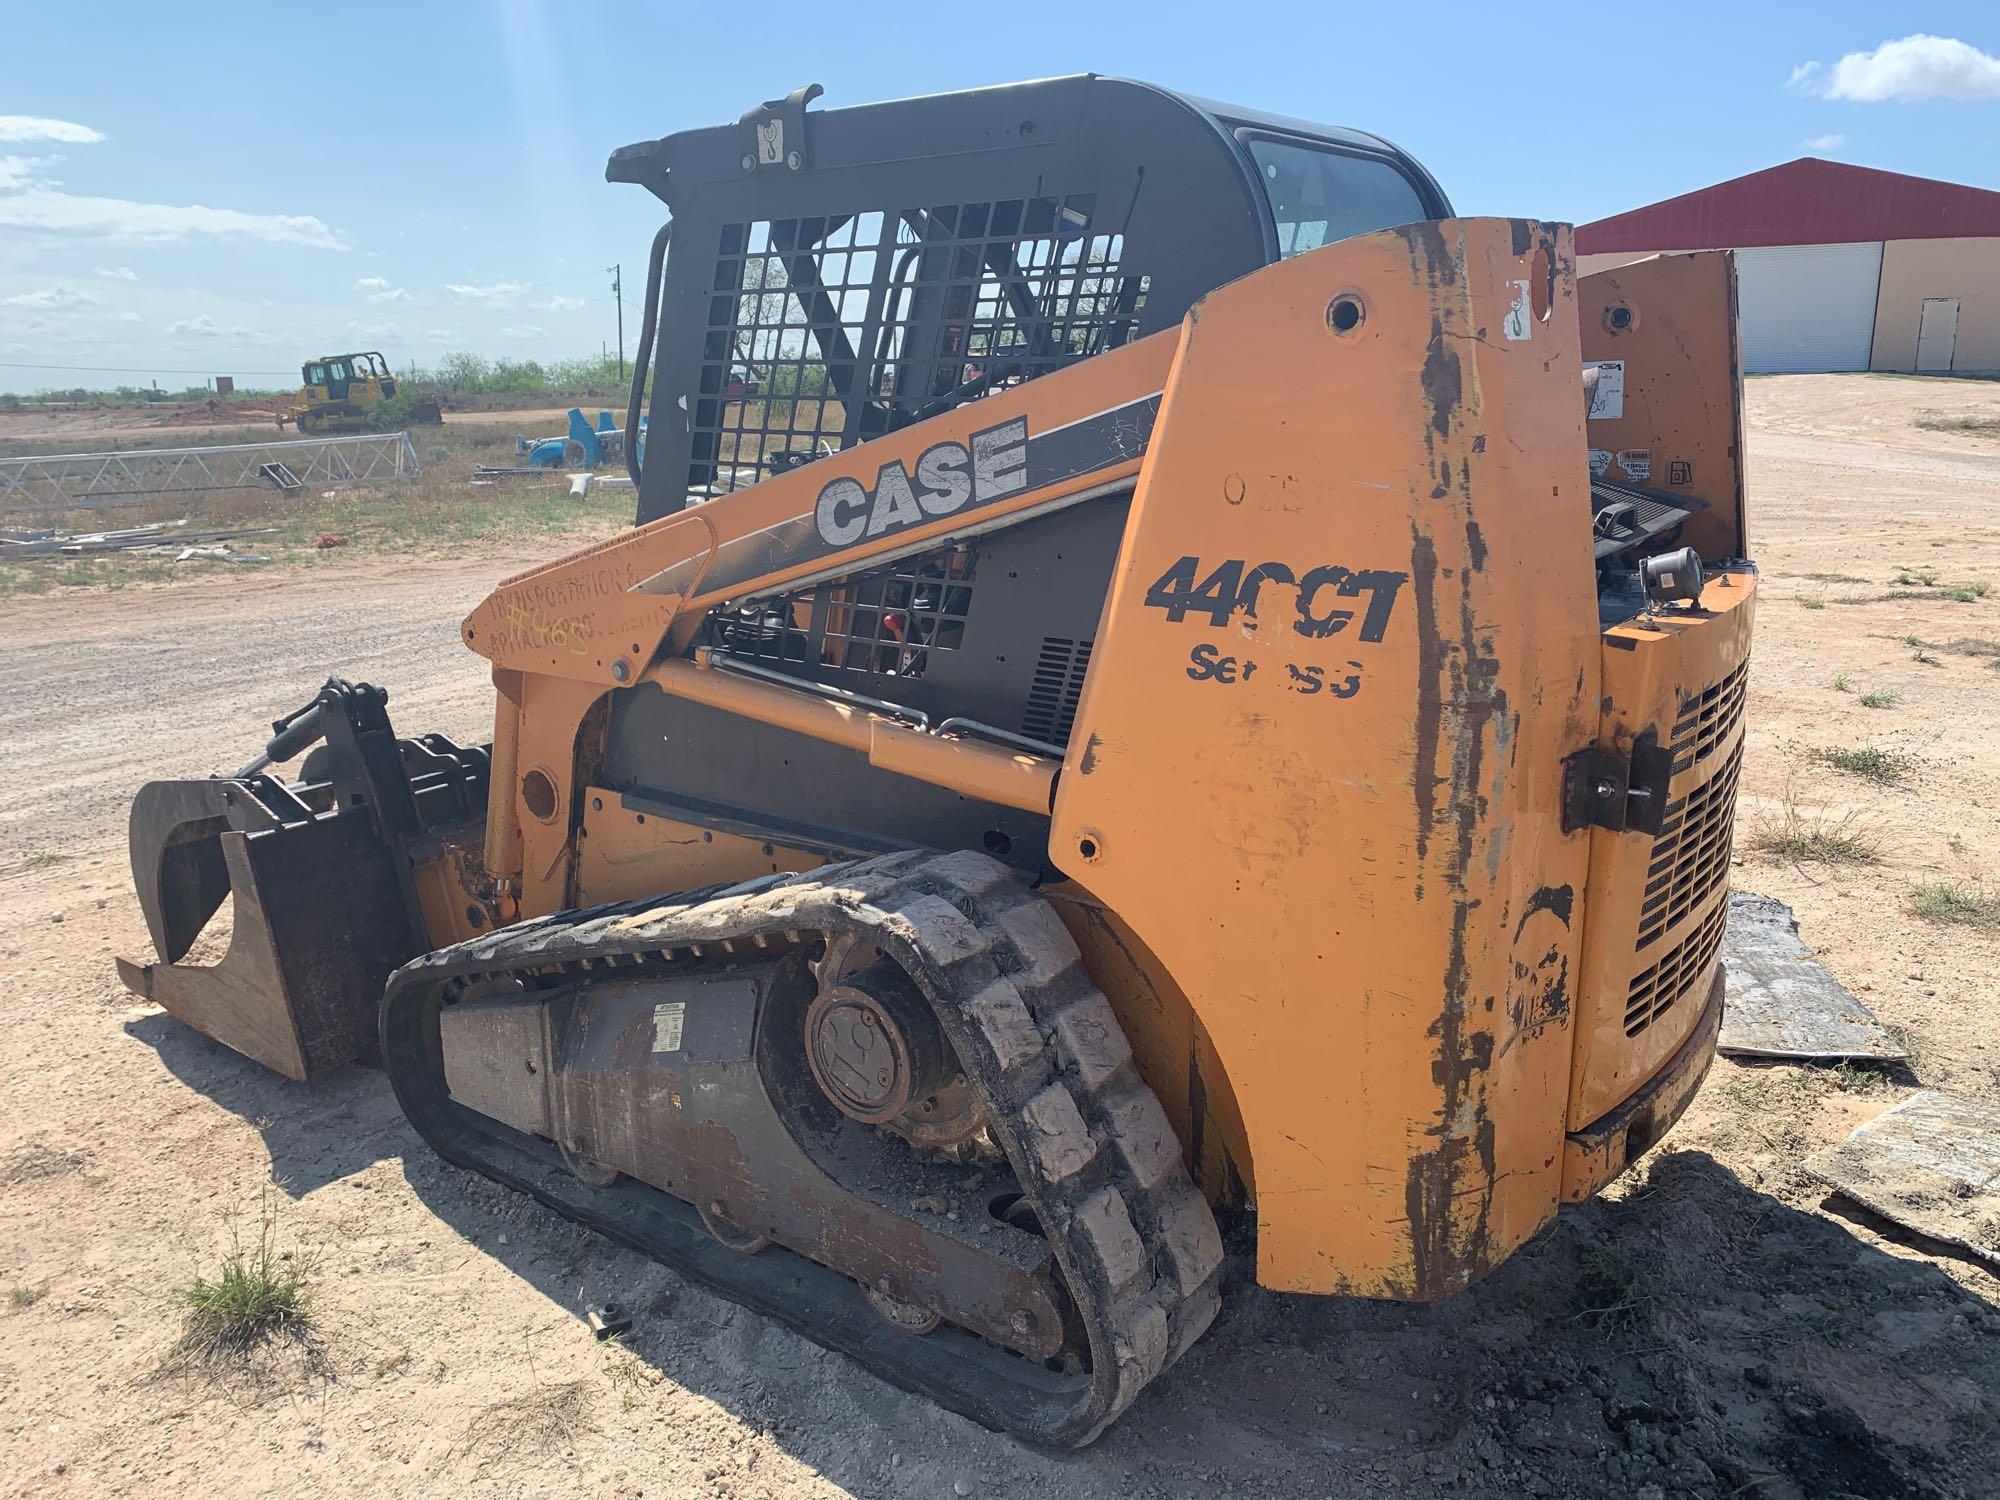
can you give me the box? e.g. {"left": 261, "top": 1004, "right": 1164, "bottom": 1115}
{"left": 1616, "top": 449, "right": 1653, "bottom": 482}
{"left": 652, "top": 1001, "right": 686, "bottom": 1054}
{"left": 1503, "top": 280, "right": 1533, "bottom": 340}
{"left": 1584, "top": 360, "right": 1625, "bottom": 420}
{"left": 1587, "top": 449, "right": 1614, "bottom": 478}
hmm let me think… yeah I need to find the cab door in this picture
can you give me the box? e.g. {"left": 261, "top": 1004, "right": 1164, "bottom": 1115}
{"left": 325, "top": 358, "right": 352, "bottom": 402}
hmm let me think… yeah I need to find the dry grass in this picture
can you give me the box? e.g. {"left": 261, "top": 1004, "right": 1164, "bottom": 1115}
{"left": 1859, "top": 689, "right": 1902, "bottom": 710}
{"left": 1914, "top": 411, "right": 2000, "bottom": 438}
{"left": 1909, "top": 880, "right": 2000, "bottom": 929}
{"left": 1748, "top": 777, "right": 1883, "bottom": 865}
{"left": 601, "top": 1338, "right": 667, "bottom": 1411}
{"left": 460, "top": 1378, "right": 594, "bottom": 1464}
{"left": 1, "top": 420, "right": 622, "bottom": 600}
{"left": 1813, "top": 744, "right": 1912, "bottom": 784}
{"left": 1882, "top": 581, "right": 1992, "bottom": 604}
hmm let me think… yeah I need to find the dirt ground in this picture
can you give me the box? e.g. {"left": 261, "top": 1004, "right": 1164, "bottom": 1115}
{"left": 2, "top": 373, "right": 1998, "bottom": 1499}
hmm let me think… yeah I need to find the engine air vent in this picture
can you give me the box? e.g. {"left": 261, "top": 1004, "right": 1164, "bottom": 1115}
{"left": 1022, "top": 637, "right": 1093, "bottom": 747}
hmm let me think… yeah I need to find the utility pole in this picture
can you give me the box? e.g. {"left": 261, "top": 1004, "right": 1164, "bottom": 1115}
{"left": 608, "top": 263, "right": 625, "bottom": 381}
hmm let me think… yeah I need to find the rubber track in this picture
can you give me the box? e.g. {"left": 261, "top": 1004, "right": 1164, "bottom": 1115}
{"left": 382, "top": 849, "right": 1224, "bottom": 1445}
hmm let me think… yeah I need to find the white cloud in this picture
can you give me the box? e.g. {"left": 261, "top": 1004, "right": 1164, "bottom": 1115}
{"left": 354, "top": 275, "right": 390, "bottom": 291}
{"left": 0, "top": 188, "right": 346, "bottom": 247}
{"left": 1792, "top": 34, "right": 2000, "bottom": 102}
{"left": 0, "top": 283, "right": 96, "bottom": 310}
{"left": 0, "top": 116, "right": 104, "bottom": 144}
{"left": 162, "top": 315, "right": 263, "bottom": 342}
{"left": 1803, "top": 133, "right": 1847, "bottom": 150}
{"left": 94, "top": 264, "right": 136, "bottom": 280}
{"left": 546, "top": 295, "right": 585, "bottom": 311}
{"left": 425, "top": 328, "right": 456, "bottom": 341}
{"left": 347, "top": 319, "right": 401, "bottom": 340}
{"left": 444, "top": 280, "right": 528, "bottom": 302}
{"left": 354, "top": 275, "right": 410, "bottom": 303}
{"left": 0, "top": 154, "right": 55, "bottom": 190}
{"left": 499, "top": 323, "right": 544, "bottom": 339}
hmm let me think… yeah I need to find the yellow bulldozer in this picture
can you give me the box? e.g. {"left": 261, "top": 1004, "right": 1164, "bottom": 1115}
{"left": 121, "top": 77, "right": 1752, "bottom": 1445}
{"left": 281, "top": 349, "right": 441, "bottom": 434}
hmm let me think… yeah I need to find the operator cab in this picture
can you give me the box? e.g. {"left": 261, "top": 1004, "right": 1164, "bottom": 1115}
{"left": 609, "top": 76, "right": 1449, "bottom": 523}
{"left": 302, "top": 351, "right": 394, "bottom": 401}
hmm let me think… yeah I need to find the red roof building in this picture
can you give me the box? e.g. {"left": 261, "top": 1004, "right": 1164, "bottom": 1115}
{"left": 1577, "top": 159, "right": 2000, "bottom": 374}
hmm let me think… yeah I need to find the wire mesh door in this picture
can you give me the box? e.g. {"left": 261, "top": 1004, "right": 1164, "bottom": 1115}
{"left": 689, "top": 195, "right": 1150, "bottom": 497}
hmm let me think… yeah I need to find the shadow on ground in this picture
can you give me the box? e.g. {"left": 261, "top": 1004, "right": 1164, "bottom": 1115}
{"left": 405, "top": 1145, "right": 2000, "bottom": 1500}
{"left": 124, "top": 1012, "right": 407, "bottom": 1197}
{"left": 134, "top": 1021, "right": 1996, "bottom": 1497}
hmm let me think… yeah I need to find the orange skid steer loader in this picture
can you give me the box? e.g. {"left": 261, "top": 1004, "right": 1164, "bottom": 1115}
{"left": 121, "top": 77, "right": 1753, "bottom": 1445}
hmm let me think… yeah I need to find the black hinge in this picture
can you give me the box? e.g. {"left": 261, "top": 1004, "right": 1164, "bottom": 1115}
{"left": 738, "top": 83, "right": 823, "bottom": 174}
{"left": 1562, "top": 729, "right": 1672, "bottom": 836}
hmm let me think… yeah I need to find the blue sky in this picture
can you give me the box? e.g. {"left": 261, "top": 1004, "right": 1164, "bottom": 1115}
{"left": 2, "top": 3, "right": 1996, "bottom": 390}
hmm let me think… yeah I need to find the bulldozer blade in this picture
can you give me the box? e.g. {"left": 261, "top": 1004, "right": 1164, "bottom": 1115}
{"left": 122, "top": 777, "right": 418, "bottom": 1081}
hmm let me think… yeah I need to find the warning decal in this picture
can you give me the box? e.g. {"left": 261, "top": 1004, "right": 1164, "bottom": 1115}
{"left": 1584, "top": 360, "right": 1625, "bottom": 420}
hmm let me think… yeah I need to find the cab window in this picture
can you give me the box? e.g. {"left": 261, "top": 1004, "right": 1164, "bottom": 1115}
{"left": 1243, "top": 134, "right": 1429, "bottom": 258}
{"left": 307, "top": 365, "right": 327, "bottom": 385}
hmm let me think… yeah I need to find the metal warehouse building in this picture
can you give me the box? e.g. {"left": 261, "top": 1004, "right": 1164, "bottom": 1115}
{"left": 1576, "top": 158, "right": 2000, "bottom": 375}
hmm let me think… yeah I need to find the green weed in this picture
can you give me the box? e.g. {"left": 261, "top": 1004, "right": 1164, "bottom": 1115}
{"left": 169, "top": 1192, "right": 318, "bottom": 1366}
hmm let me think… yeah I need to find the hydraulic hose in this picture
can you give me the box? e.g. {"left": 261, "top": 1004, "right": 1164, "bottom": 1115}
{"left": 625, "top": 219, "right": 674, "bottom": 494}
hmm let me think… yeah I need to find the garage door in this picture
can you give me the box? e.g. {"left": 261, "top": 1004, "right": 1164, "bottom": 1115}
{"left": 1734, "top": 242, "right": 1884, "bottom": 373}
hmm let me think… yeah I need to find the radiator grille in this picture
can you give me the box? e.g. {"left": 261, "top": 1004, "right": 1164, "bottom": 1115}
{"left": 1624, "top": 896, "right": 1728, "bottom": 1037}
{"left": 1022, "top": 637, "right": 1093, "bottom": 746}
{"left": 1670, "top": 661, "right": 1748, "bottom": 774}
{"left": 1636, "top": 742, "right": 1743, "bottom": 950}
{"left": 710, "top": 544, "right": 975, "bottom": 678}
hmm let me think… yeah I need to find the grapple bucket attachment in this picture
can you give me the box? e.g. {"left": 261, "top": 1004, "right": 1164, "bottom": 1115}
{"left": 119, "top": 678, "right": 490, "bottom": 1082}
{"left": 121, "top": 776, "right": 417, "bottom": 1081}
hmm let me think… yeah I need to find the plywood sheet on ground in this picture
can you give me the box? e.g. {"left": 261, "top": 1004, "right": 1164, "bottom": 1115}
{"left": 1806, "top": 1090, "right": 2000, "bottom": 1271}
{"left": 1720, "top": 892, "right": 1906, "bottom": 1060}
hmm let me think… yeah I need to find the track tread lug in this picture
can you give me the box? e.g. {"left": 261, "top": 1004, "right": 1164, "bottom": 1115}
{"left": 919, "top": 850, "right": 1019, "bottom": 899}
{"left": 1099, "top": 1082, "right": 1185, "bottom": 1193}
{"left": 1069, "top": 1185, "right": 1150, "bottom": 1296}
{"left": 1019, "top": 1083, "right": 1097, "bottom": 1183}
{"left": 963, "top": 979, "right": 1047, "bottom": 1078}
{"left": 994, "top": 900, "right": 1083, "bottom": 990}
{"left": 1050, "top": 993, "right": 1134, "bottom": 1097}
{"left": 882, "top": 893, "right": 988, "bottom": 965}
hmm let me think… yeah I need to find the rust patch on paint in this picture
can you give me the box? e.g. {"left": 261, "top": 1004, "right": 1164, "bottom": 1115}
{"left": 1421, "top": 316, "right": 1462, "bottom": 446}
{"left": 1402, "top": 369, "right": 1511, "bottom": 1295}
{"left": 1408, "top": 526, "right": 1442, "bottom": 882}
